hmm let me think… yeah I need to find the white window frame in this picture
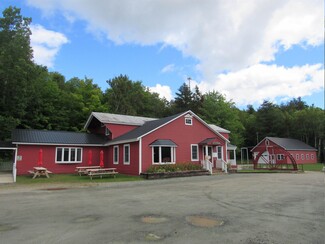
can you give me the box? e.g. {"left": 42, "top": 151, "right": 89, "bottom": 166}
{"left": 277, "top": 154, "right": 284, "bottom": 160}
{"left": 123, "top": 144, "right": 130, "bottom": 165}
{"left": 191, "top": 144, "right": 199, "bottom": 161}
{"left": 306, "top": 154, "right": 309, "bottom": 160}
{"left": 152, "top": 146, "right": 176, "bottom": 164}
{"left": 55, "top": 147, "right": 82, "bottom": 164}
{"left": 216, "top": 146, "right": 222, "bottom": 159}
{"left": 301, "top": 154, "right": 305, "bottom": 160}
{"left": 105, "top": 127, "right": 110, "bottom": 136}
{"left": 185, "top": 114, "right": 193, "bottom": 125}
{"left": 311, "top": 154, "right": 314, "bottom": 159}
{"left": 113, "top": 146, "right": 119, "bottom": 164}
{"left": 296, "top": 154, "right": 299, "bottom": 160}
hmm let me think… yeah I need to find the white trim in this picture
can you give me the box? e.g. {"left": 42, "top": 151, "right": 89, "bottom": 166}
{"left": 113, "top": 145, "right": 119, "bottom": 164}
{"left": 185, "top": 117, "right": 193, "bottom": 125}
{"left": 123, "top": 144, "right": 130, "bottom": 165}
{"left": 55, "top": 147, "right": 83, "bottom": 164}
{"left": 105, "top": 138, "right": 138, "bottom": 146}
{"left": 139, "top": 138, "right": 142, "bottom": 174}
{"left": 191, "top": 144, "right": 199, "bottom": 161}
{"left": 152, "top": 146, "right": 176, "bottom": 164}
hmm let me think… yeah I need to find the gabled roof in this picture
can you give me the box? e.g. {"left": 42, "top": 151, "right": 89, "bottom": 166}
{"left": 12, "top": 129, "right": 107, "bottom": 146}
{"left": 107, "top": 110, "right": 229, "bottom": 145}
{"left": 84, "top": 112, "right": 157, "bottom": 129}
{"left": 208, "top": 124, "right": 230, "bottom": 134}
{"left": 252, "top": 137, "right": 317, "bottom": 151}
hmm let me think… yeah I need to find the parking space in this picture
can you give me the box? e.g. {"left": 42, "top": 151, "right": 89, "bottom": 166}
{"left": 0, "top": 172, "right": 324, "bottom": 243}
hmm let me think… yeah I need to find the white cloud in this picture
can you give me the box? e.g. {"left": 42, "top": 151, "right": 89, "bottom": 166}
{"left": 30, "top": 24, "right": 69, "bottom": 68}
{"left": 27, "top": 0, "right": 324, "bottom": 104}
{"left": 149, "top": 84, "right": 173, "bottom": 101}
{"left": 198, "top": 64, "right": 324, "bottom": 106}
{"left": 161, "top": 64, "right": 175, "bottom": 73}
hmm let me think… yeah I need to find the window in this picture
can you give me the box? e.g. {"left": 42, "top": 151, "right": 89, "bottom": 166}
{"left": 105, "top": 127, "right": 110, "bottom": 136}
{"left": 185, "top": 114, "right": 193, "bottom": 125}
{"left": 277, "top": 154, "right": 284, "bottom": 160}
{"left": 191, "top": 144, "right": 199, "bottom": 161}
{"left": 296, "top": 154, "right": 299, "bottom": 160}
{"left": 306, "top": 154, "right": 309, "bottom": 160}
{"left": 301, "top": 154, "right": 304, "bottom": 160}
{"left": 311, "top": 154, "right": 314, "bottom": 160}
{"left": 56, "top": 147, "right": 82, "bottom": 163}
{"left": 113, "top": 146, "right": 119, "bottom": 164}
{"left": 217, "top": 146, "right": 222, "bottom": 159}
{"left": 152, "top": 146, "right": 176, "bottom": 164}
{"left": 123, "top": 144, "right": 130, "bottom": 165}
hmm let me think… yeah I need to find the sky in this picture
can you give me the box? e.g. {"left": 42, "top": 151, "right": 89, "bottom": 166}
{"left": 1, "top": 0, "right": 324, "bottom": 109}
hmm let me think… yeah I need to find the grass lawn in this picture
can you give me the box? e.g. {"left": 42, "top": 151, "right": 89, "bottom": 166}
{"left": 16, "top": 173, "right": 143, "bottom": 184}
{"left": 237, "top": 163, "right": 324, "bottom": 173}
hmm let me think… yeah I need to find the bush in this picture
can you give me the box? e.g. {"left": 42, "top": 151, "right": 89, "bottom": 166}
{"left": 146, "top": 163, "right": 203, "bottom": 173}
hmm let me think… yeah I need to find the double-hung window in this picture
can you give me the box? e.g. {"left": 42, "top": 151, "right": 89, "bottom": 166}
{"left": 56, "top": 147, "right": 82, "bottom": 163}
{"left": 191, "top": 144, "right": 199, "bottom": 161}
{"left": 217, "top": 146, "right": 222, "bottom": 159}
{"left": 113, "top": 146, "right": 119, "bottom": 164}
{"left": 277, "top": 154, "right": 284, "bottom": 160}
{"left": 123, "top": 144, "right": 130, "bottom": 165}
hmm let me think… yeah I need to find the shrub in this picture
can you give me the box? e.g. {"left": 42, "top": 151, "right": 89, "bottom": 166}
{"left": 146, "top": 163, "right": 203, "bottom": 173}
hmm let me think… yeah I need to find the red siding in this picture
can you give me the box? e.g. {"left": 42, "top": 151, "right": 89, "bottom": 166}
{"left": 107, "top": 142, "right": 139, "bottom": 175}
{"left": 140, "top": 115, "right": 227, "bottom": 173}
{"left": 16, "top": 145, "right": 106, "bottom": 175}
{"left": 106, "top": 124, "right": 139, "bottom": 139}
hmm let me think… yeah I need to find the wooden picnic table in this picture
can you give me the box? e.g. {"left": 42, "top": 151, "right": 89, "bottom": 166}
{"left": 28, "top": 167, "right": 52, "bottom": 179}
{"left": 87, "top": 168, "right": 118, "bottom": 180}
{"left": 75, "top": 166, "right": 101, "bottom": 176}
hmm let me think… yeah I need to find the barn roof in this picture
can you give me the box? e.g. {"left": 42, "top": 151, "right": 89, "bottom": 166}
{"left": 252, "top": 137, "right": 317, "bottom": 151}
{"left": 12, "top": 129, "right": 107, "bottom": 146}
{"left": 84, "top": 112, "right": 156, "bottom": 129}
{"left": 106, "top": 111, "right": 229, "bottom": 145}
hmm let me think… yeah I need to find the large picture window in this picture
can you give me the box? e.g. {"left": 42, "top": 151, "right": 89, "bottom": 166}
{"left": 152, "top": 146, "right": 176, "bottom": 164}
{"left": 56, "top": 147, "right": 82, "bottom": 163}
{"left": 191, "top": 144, "right": 199, "bottom": 161}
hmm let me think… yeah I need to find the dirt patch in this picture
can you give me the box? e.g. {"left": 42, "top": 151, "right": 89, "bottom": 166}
{"left": 73, "top": 215, "right": 100, "bottom": 223}
{"left": 140, "top": 215, "right": 169, "bottom": 224}
{"left": 185, "top": 215, "right": 224, "bottom": 228}
{"left": 42, "top": 187, "right": 69, "bottom": 191}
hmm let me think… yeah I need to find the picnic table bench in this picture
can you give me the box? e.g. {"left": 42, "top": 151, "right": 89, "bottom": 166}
{"left": 28, "top": 167, "right": 52, "bottom": 179}
{"left": 75, "top": 166, "right": 101, "bottom": 176}
{"left": 87, "top": 168, "right": 118, "bottom": 180}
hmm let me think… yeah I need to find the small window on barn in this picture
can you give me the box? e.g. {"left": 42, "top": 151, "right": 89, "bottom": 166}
{"left": 301, "top": 154, "right": 305, "bottom": 160}
{"left": 296, "top": 154, "right": 299, "bottom": 160}
{"left": 191, "top": 144, "right": 199, "bottom": 161}
{"left": 306, "top": 154, "right": 309, "bottom": 160}
{"left": 105, "top": 127, "right": 110, "bottom": 136}
{"left": 123, "top": 144, "right": 130, "bottom": 165}
{"left": 185, "top": 114, "right": 193, "bottom": 125}
{"left": 311, "top": 154, "right": 314, "bottom": 160}
{"left": 277, "top": 154, "right": 284, "bottom": 160}
{"left": 113, "top": 146, "right": 119, "bottom": 164}
{"left": 56, "top": 147, "right": 83, "bottom": 164}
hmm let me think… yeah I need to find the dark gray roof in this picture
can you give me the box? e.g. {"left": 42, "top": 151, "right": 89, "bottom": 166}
{"left": 12, "top": 129, "right": 107, "bottom": 145}
{"left": 150, "top": 139, "right": 177, "bottom": 146}
{"left": 0, "top": 141, "right": 15, "bottom": 148}
{"left": 107, "top": 112, "right": 184, "bottom": 145}
{"left": 267, "top": 137, "right": 316, "bottom": 151}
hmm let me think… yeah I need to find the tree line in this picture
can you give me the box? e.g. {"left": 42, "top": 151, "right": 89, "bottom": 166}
{"left": 1, "top": 7, "right": 324, "bottom": 162}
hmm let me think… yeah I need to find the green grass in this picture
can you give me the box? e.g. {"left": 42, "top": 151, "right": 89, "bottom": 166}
{"left": 16, "top": 173, "right": 143, "bottom": 184}
{"left": 298, "top": 163, "right": 324, "bottom": 171}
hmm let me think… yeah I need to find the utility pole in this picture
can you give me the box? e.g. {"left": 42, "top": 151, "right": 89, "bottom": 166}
{"left": 187, "top": 77, "right": 191, "bottom": 90}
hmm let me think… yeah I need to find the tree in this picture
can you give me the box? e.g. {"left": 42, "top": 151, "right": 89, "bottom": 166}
{"left": 0, "top": 6, "right": 33, "bottom": 140}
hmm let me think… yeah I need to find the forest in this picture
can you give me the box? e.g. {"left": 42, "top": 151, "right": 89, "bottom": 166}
{"left": 1, "top": 7, "right": 324, "bottom": 162}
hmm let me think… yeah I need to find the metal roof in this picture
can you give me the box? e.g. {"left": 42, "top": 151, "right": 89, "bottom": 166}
{"left": 84, "top": 112, "right": 157, "bottom": 129}
{"left": 208, "top": 124, "right": 230, "bottom": 133}
{"left": 12, "top": 129, "right": 108, "bottom": 146}
{"left": 252, "top": 137, "right": 317, "bottom": 151}
{"left": 266, "top": 137, "right": 317, "bottom": 151}
{"left": 150, "top": 139, "right": 177, "bottom": 146}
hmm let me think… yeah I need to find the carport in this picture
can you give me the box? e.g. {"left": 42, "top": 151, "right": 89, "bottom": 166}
{"left": 0, "top": 142, "right": 17, "bottom": 183}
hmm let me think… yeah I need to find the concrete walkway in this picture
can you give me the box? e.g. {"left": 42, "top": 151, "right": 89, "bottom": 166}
{"left": 0, "top": 172, "right": 13, "bottom": 183}
{"left": 0, "top": 172, "right": 324, "bottom": 243}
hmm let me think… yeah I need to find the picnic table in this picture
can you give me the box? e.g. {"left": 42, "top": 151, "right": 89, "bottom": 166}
{"left": 87, "top": 168, "right": 118, "bottom": 180}
{"left": 75, "top": 166, "right": 101, "bottom": 176}
{"left": 28, "top": 167, "right": 52, "bottom": 179}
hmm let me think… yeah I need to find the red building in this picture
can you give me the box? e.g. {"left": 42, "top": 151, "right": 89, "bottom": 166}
{"left": 11, "top": 110, "right": 236, "bottom": 176}
{"left": 251, "top": 137, "right": 317, "bottom": 166}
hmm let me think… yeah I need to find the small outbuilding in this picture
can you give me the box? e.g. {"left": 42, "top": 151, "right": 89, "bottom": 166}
{"left": 251, "top": 137, "right": 317, "bottom": 166}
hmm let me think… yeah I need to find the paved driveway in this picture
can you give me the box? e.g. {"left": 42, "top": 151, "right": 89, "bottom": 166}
{"left": 0, "top": 172, "right": 324, "bottom": 244}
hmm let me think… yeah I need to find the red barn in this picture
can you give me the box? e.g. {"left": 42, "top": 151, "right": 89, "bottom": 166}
{"left": 10, "top": 110, "right": 236, "bottom": 177}
{"left": 251, "top": 137, "right": 317, "bottom": 167}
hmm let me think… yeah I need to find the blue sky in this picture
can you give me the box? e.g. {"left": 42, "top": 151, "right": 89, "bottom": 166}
{"left": 1, "top": 0, "right": 324, "bottom": 109}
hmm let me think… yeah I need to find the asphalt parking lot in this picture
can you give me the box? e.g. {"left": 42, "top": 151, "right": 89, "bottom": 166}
{"left": 0, "top": 172, "right": 324, "bottom": 244}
